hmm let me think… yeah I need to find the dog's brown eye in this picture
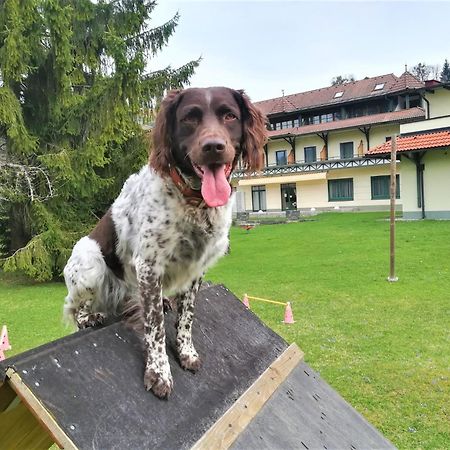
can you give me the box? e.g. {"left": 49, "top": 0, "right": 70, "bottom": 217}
{"left": 224, "top": 112, "right": 237, "bottom": 121}
{"left": 182, "top": 114, "right": 200, "bottom": 124}
{"left": 181, "top": 108, "right": 202, "bottom": 124}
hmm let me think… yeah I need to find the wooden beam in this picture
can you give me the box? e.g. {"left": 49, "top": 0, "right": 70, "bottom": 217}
{"left": 0, "top": 381, "right": 17, "bottom": 411}
{"left": 358, "top": 126, "right": 371, "bottom": 153}
{"left": 0, "top": 399, "right": 54, "bottom": 450}
{"left": 388, "top": 137, "right": 398, "bottom": 282}
{"left": 6, "top": 368, "right": 77, "bottom": 450}
{"left": 263, "top": 144, "right": 268, "bottom": 167}
{"left": 316, "top": 132, "right": 329, "bottom": 160}
{"left": 192, "top": 343, "right": 304, "bottom": 450}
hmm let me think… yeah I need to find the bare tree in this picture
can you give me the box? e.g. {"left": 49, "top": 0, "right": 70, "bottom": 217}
{"left": 411, "top": 62, "right": 432, "bottom": 81}
{"left": 429, "top": 64, "right": 441, "bottom": 80}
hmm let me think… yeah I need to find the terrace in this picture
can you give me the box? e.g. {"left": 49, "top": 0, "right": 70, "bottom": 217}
{"left": 232, "top": 154, "right": 392, "bottom": 179}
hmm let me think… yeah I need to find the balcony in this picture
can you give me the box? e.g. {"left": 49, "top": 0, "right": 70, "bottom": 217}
{"left": 232, "top": 154, "right": 392, "bottom": 179}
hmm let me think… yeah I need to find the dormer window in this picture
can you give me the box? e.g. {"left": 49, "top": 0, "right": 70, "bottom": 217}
{"left": 334, "top": 91, "right": 344, "bottom": 98}
{"left": 374, "top": 83, "right": 385, "bottom": 91}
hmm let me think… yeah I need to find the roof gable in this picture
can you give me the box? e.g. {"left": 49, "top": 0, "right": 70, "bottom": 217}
{"left": 389, "top": 71, "right": 424, "bottom": 93}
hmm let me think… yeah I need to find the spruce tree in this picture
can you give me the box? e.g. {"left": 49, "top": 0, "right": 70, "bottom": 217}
{"left": 0, "top": 0, "right": 199, "bottom": 280}
{"left": 440, "top": 59, "right": 450, "bottom": 83}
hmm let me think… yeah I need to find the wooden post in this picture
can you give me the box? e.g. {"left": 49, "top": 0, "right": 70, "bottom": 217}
{"left": 388, "top": 137, "right": 398, "bottom": 282}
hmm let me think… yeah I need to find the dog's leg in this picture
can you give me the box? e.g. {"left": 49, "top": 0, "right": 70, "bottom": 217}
{"left": 176, "top": 278, "right": 202, "bottom": 372}
{"left": 63, "top": 237, "right": 108, "bottom": 329}
{"left": 74, "top": 293, "right": 106, "bottom": 329}
{"left": 136, "top": 258, "right": 173, "bottom": 399}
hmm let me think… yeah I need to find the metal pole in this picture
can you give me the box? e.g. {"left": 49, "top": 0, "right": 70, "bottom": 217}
{"left": 388, "top": 137, "right": 398, "bottom": 282}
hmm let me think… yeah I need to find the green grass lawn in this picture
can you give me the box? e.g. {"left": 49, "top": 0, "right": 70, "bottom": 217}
{"left": 1, "top": 212, "right": 449, "bottom": 449}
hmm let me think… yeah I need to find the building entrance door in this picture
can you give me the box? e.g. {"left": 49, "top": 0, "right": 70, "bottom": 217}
{"left": 281, "top": 183, "right": 297, "bottom": 210}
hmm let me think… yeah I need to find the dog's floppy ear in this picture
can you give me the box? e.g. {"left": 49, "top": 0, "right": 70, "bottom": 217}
{"left": 233, "top": 89, "right": 268, "bottom": 172}
{"left": 150, "top": 89, "right": 183, "bottom": 174}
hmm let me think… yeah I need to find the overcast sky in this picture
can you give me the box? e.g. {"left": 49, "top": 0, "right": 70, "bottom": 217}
{"left": 150, "top": 1, "right": 450, "bottom": 102}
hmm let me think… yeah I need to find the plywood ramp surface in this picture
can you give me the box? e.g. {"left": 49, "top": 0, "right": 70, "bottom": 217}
{"left": 231, "top": 361, "right": 395, "bottom": 450}
{"left": 1, "top": 285, "right": 287, "bottom": 450}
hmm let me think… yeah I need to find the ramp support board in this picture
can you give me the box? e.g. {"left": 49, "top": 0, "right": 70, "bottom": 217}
{"left": 0, "top": 284, "right": 394, "bottom": 449}
{"left": 1, "top": 369, "right": 77, "bottom": 449}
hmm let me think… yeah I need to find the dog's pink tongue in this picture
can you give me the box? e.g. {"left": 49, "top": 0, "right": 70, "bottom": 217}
{"left": 201, "top": 165, "right": 231, "bottom": 207}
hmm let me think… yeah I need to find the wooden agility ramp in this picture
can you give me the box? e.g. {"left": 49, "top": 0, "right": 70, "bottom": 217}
{"left": 0, "top": 284, "right": 394, "bottom": 449}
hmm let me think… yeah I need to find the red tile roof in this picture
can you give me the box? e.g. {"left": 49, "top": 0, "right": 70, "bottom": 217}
{"left": 268, "top": 107, "right": 425, "bottom": 139}
{"left": 367, "top": 129, "right": 450, "bottom": 155}
{"left": 425, "top": 79, "right": 441, "bottom": 88}
{"left": 389, "top": 71, "right": 424, "bottom": 92}
{"left": 256, "top": 72, "right": 425, "bottom": 116}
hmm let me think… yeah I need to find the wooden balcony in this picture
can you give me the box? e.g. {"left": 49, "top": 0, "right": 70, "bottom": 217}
{"left": 232, "top": 155, "right": 392, "bottom": 179}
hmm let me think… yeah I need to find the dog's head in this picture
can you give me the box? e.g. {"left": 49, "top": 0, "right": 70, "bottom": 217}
{"left": 150, "top": 87, "right": 267, "bottom": 207}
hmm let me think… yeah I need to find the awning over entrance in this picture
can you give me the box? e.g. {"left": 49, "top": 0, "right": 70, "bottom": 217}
{"left": 238, "top": 172, "right": 327, "bottom": 186}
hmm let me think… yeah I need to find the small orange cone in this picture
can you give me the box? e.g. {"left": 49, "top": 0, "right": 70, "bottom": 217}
{"left": 283, "top": 302, "right": 295, "bottom": 324}
{"left": 242, "top": 294, "right": 250, "bottom": 309}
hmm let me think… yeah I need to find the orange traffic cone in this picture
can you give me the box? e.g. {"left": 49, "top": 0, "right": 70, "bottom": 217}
{"left": 242, "top": 294, "right": 250, "bottom": 309}
{"left": 283, "top": 302, "right": 295, "bottom": 324}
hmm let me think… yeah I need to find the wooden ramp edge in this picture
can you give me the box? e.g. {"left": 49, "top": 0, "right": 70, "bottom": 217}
{"left": 1, "top": 368, "right": 76, "bottom": 450}
{"left": 0, "top": 344, "right": 302, "bottom": 450}
{"left": 192, "top": 343, "right": 304, "bottom": 450}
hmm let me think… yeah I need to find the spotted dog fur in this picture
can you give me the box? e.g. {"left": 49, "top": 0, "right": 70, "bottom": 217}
{"left": 63, "top": 87, "right": 267, "bottom": 398}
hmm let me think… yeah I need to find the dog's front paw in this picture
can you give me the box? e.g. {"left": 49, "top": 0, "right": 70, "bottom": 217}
{"left": 179, "top": 353, "right": 202, "bottom": 372}
{"left": 144, "top": 367, "right": 173, "bottom": 399}
{"left": 177, "top": 341, "right": 202, "bottom": 372}
{"left": 76, "top": 312, "right": 106, "bottom": 329}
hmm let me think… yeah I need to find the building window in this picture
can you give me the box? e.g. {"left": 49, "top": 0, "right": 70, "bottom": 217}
{"left": 340, "top": 142, "right": 354, "bottom": 159}
{"left": 374, "top": 83, "right": 385, "bottom": 91}
{"left": 281, "top": 183, "right": 297, "bottom": 211}
{"left": 252, "top": 186, "right": 267, "bottom": 211}
{"left": 409, "top": 95, "right": 421, "bottom": 108}
{"left": 304, "top": 146, "right": 317, "bottom": 162}
{"left": 301, "top": 111, "right": 340, "bottom": 126}
{"left": 321, "top": 113, "right": 333, "bottom": 123}
{"left": 273, "top": 119, "right": 299, "bottom": 130}
{"left": 276, "top": 150, "right": 287, "bottom": 166}
{"left": 328, "top": 178, "right": 354, "bottom": 201}
{"left": 334, "top": 91, "right": 344, "bottom": 98}
{"left": 371, "top": 175, "right": 400, "bottom": 200}
{"left": 385, "top": 136, "right": 392, "bottom": 142}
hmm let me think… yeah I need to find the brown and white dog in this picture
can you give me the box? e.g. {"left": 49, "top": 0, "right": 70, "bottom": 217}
{"left": 63, "top": 87, "right": 267, "bottom": 398}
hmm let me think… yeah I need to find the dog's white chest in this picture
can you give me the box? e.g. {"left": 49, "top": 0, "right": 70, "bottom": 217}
{"left": 161, "top": 218, "right": 229, "bottom": 294}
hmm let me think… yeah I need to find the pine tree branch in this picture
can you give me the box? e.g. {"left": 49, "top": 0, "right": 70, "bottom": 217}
{"left": 0, "top": 233, "right": 38, "bottom": 262}
{"left": 125, "top": 13, "right": 179, "bottom": 55}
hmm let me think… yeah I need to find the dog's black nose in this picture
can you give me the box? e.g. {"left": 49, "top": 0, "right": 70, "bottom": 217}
{"left": 202, "top": 138, "right": 226, "bottom": 153}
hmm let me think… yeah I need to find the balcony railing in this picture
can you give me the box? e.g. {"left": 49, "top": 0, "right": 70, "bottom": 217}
{"left": 232, "top": 155, "right": 392, "bottom": 179}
